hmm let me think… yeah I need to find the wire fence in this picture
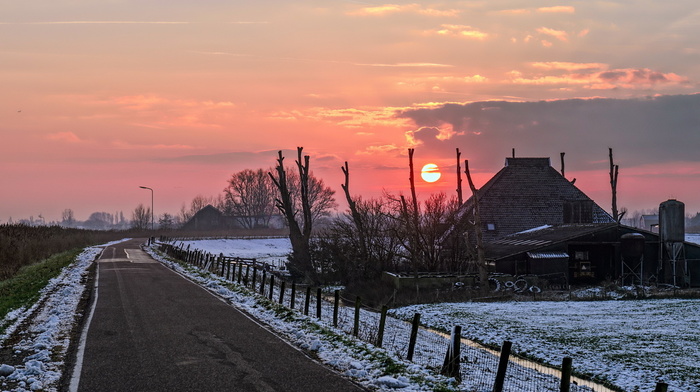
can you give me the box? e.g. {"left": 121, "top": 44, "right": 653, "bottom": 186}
{"left": 156, "top": 241, "right": 662, "bottom": 392}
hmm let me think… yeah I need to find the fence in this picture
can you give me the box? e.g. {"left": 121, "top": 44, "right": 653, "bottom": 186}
{"left": 156, "top": 241, "right": 669, "bottom": 392}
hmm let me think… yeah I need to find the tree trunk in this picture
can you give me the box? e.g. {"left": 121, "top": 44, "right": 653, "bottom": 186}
{"left": 456, "top": 148, "right": 463, "bottom": 206}
{"left": 341, "top": 162, "right": 368, "bottom": 264}
{"left": 465, "top": 160, "right": 489, "bottom": 296}
{"left": 609, "top": 148, "right": 619, "bottom": 222}
{"left": 269, "top": 149, "right": 313, "bottom": 282}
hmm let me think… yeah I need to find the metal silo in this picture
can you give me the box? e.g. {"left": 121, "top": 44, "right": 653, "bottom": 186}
{"left": 659, "top": 199, "right": 685, "bottom": 242}
{"left": 659, "top": 199, "right": 687, "bottom": 286}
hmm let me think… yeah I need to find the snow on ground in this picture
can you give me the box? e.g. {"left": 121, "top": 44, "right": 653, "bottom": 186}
{"left": 177, "top": 237, "right": 291, "bottom": 269}
{"left": 686, "top": 233, "right": 700, "bottom": 245}
{"left": 146, "top": 244, "right": 456, "bottom": 392}
{"left": 0, "top": 238, "right": 454, "bottom": 392}
{"left": 4, "top": 236, "right": 699, "bottom": 391}
{"left": 0, "top": 241, "right": 124, "bottom": 392}
{"left": 390, "top": 300, "right": 700, "bottom": 392}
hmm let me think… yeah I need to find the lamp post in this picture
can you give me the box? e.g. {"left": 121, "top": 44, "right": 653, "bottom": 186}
{"left": 139, "top": 186, "right": 154, "bottom": 230}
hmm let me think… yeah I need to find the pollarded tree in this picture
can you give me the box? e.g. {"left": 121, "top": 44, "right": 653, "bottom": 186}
{"left": 285, "top": 168, "right": 337, "bottom": 229}
{"left": 223, "top": 168, "right": 276, "bottom": 229}
{"left": 269, "top": 148, "right": 336, "bottom": 282}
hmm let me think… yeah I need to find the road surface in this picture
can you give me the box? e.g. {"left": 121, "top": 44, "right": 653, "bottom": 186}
{"left": 71, "top": 238, "right": 364, "bottom": 392}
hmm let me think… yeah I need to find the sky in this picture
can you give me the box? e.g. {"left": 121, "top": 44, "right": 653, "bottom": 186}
{"left": 2, "top": 0, "right": 700, "bottom": 223}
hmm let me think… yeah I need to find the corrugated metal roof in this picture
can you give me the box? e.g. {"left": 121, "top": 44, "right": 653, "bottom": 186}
{"left": 527, "top": 251, "right": 569, "bottom": 259}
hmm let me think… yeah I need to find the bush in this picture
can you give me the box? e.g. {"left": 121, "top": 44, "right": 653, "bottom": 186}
{"left": 0, "top": 224, "right": 125, "bottom": 281}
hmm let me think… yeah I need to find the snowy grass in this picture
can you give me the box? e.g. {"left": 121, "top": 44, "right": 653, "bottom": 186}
{"left": 390, "top": 300, "right": 700, "bottom": 392}
{"left": 0, "top": 249, "right": 82, "bottom": 330}
{"left": 176, "top": 237, "right": 700, "bottom": 392}
{"left": 147, "top": 245, "right": 459, "bottom": 392}
{"left": 0, "top": 244, "right": 108, "bottom": 392}
{"left": 177, "top": 237, "right": 291, "bottom": 269}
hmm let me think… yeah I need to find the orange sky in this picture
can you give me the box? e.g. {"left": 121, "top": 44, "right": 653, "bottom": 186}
{"left": 2, "top": 1, "right": 700, "bottom": 222}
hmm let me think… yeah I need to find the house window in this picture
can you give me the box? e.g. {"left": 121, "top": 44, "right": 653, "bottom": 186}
{"left": 564, "top": 200, "right": 593, "bottom": 223}
{"left": 575, "top": 251, "right": 589, "bottom": 261}
{"left": 486, "top": 223, "right": 496, "bottom": 231}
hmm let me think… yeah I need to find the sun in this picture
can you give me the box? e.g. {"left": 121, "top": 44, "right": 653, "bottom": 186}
{"left": 420, "top": 163, "right": 441, "bottom": 183}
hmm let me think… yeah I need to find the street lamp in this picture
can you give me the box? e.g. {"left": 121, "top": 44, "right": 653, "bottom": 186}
{"left": 139, "top": 186, "right": 154, "bottom": 230}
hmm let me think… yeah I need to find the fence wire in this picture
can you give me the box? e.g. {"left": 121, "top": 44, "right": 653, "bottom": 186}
{"left": 160, "top": 243, "right": 609, "bottom": 392}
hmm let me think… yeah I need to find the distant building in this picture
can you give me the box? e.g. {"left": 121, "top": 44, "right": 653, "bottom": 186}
{"left": 181, "top": 205, "right": 286, "bottom": 231}
{"left": 181, "top": 205, "right": 232, "bottom": 231}
{"left": 639, "top": 215, "right": 659, "bottom": 232}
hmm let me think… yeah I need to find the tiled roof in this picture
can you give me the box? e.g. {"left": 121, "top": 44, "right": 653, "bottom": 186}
{"left": 455, "top": 157, "right": 614, "bottom": 242}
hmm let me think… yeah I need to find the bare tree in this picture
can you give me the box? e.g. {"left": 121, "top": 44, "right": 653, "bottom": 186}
{"left": 269, "top": 148, "right": 316, "bottom": 281}
{"left": 465, "top": 160, "right": 489, "bottom": 295}
{"left": 341, "top": 162, "right": 368, "bottom": 262}
{"left": 61, "top": 208, "right": 75, "bottom": 227}
{"left": 285, "top": 169, "right": 337, "bottom": 227}
{"left": 609, "top": 147, "right": 622, "bottom": 222}
{"left": 456, "top": 148, "right": 463, "bottom": 206}
{"left": 158, "top": 213, "right": 175, "bottom": 231}
{"left": 131, "top": 204, "right": 151, "bottom": 231}
{"left": 224, "top": 168, "right": 276, "bottom": 229}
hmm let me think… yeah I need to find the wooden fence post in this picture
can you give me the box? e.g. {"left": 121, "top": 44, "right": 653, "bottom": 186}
{"left": 441, "top": 325, "right": 462, "bottom": 381}
{"left": 407, "top": 313, "right": 421, "bottom": 361}
{"left": 260, "top": 270, "right": 267, "bottom": 295}
{"left": 560, "top": 357, "right": 572, "bottom": 392}
{"left": 251, "top": 267, "right": 257, "bottom": 289}
{"left": 654, "top": 382, "right": 669, "bottom": 392}
{"left": 290, "top": 283, "right": 296, "bottom": 309}
{"left": 219, "top": 253, "right": 225, "bottom": 276}
{"left": 492, "top": 341, "right": 512, "bottom": 392}
{"left": 377, "top": 305, "right": 388, "bottom": 348}
{"left": 279, "top": 281, "right": 286, "bottom": 304}
{"left": 353, "top": 296, "right": 361, "bottom": 337}
{"left": 269, "top": 275, "right": 275, "bottom": 300}
{"left": 304, "top": 286, "right": 311, "bottom": 316}
{"left": 333, "top": 290, "right": 340, "bottom": 328}
{"left": 316, "top": 288, "right": 322, "bottom": 319}
{"left": 237, "top": 262, "right": 243, "bottom": 284}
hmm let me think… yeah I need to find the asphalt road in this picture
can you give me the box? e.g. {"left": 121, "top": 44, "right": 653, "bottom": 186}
{"left": 72, "top": 239, "right": 364, "bottom": 392}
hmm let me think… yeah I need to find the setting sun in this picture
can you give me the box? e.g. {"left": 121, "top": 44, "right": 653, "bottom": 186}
{"left": 420, "top": 163, "right": 441, "bottom": 183}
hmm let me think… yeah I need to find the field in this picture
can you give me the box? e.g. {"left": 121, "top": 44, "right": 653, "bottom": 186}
{"left": 181, "top": 236, "right": 700, "bottom": 391}
{"left": 391, "top": 299, "right": 700, "bottom": 392}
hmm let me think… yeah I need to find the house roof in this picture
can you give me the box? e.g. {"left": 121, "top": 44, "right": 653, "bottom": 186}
{"left": 484, "top": 223, "right": 619, "bottom": 260}
{"left": 454, "top": 157, "right": 614, "bottom": 241}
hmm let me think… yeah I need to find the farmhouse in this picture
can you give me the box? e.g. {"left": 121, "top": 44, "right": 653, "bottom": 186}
{"left": 181, "top": 205, "right": 233, "bottom": 231}
{"left": 181, "top": 204, "right": 286, "bottom": 231}
{"left": 450, "top": 157, "right": 700, "bottom": 287}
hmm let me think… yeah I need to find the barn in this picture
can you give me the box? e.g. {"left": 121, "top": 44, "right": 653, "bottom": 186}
{"left": 449, "top": 157, "right": 700, "bottom": 287}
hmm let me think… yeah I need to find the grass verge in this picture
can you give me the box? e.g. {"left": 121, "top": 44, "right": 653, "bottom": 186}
{"left": 0, "top": 249, "right": 82, "bottom": 323}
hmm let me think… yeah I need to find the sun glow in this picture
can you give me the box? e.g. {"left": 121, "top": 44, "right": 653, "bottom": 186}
{"left": 420, "top": 163, "right": 441, "bottom": 183}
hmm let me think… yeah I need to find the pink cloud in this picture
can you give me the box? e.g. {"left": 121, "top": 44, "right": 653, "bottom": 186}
{"left": 348, "top": 4, "right": 460, "bottom": 17}
{"left": 537, "top": 27, "right": 569, "bottom": 42}
{"left": 537, "top": 6, "right": 575, "bottom": 14}
{"left": 431, "top": 24, "right": 489, "bottom": 40}
{"left": 531, "top": 62, "right": 608, "bottom": 71}
{"left": 510, "top": 67, "right": 690, "bottom": 90}
{"left": 46, "top": 132, "right": 82, "bottom": 143}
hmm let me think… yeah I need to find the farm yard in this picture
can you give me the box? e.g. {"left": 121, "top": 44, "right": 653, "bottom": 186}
{"left": 176, "top": 236, "right": 700, "bottom": 392}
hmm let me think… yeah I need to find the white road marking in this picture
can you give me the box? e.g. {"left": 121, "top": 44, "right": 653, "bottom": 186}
{"left": 68, "top": 261, "right": 100, "bottom": 392}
